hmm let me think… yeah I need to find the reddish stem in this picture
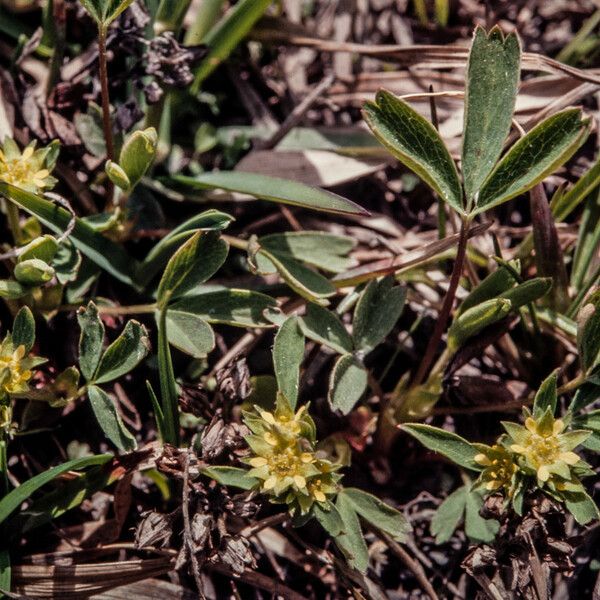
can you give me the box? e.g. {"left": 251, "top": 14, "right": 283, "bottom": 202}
{"left": 412, "top": 217, "right": 470, "bottom": 386}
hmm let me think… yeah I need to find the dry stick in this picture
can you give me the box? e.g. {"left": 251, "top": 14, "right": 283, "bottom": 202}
{"left": 182, "top": 450, "right": 206, "bottom": 600}
{"left": 412, "top": 218, "right": 470, "bottom": 386}
{"left": 376, "top": 529, "right": 440, "bottom": 600}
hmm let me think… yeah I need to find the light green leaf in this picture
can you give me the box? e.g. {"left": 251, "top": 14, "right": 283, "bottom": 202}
{"left": 202, "top": 466, "right": 258, "bottom": 490}
{"left": 18, "top": 235, "right": 58, "bottom": 263}
{"left": 401, "top": 423, "right": 481, "bottom": 471}
{"left": 0, "top": 183, "right": 138, "bottom": 287}
{"left": 474, "top": 109, "right": 591, "bottom": 214}
{"left": 77, "top": 302, "right": 105, "bottom": 382}
{"left": 353, "top": 276, "right": 406, "bottom": 352}
{"left": 0, "top": 454, "right": 111, "bottom": 526}
{"left": 363, "top": 89, "right": 463, "bottom": 214}
{"left": 94, "top": 320, "right": 150, "bottom": 384}
{"left": 299, "top": 304, "right": 353, "bottom": 354}
{"left": 328, "top": 353, "right": 368, "bottom": 415}
{"left": 0, "top": 280, "right": 28, "bottom": 300}
{"left": 172, "top": 171, "right": 368, "bottom": 216}
{"left": 163, "top": 310, "right": 215, "bottom": 358}
{"left": 498, "top": 277, "right": 552, "bottom": 309}
{"left": 563, "top": 489, "right": 600, "bottom": 525}
{"left": 462, "top": 26, "right": 520, "bottom": 202}
{"left": 12, "top": 306, "right": 35, "bottom": 353}
{"left": 79, "top": 0, "right": 133, "bottom": 26}
{"left": 14, "top": 259, "right": 54, "bottom": 285}
{"left": 259, "top": 232, "right": 356, "bottom": 273}
{"left": 88, "top": 385, "right": 136, "bottom": 452}
{"left": 577, "top": 290, "right": 600, "bottom": 373}
{"left": 169, "top": 288, "right": 277, "bottom": 328}
{"left": 157, "top": 231, "right": 228, "bottom": 308}
{"left": 273, "top": 316, "right": 305, "bottom": 409}
{"left": 341, "top": 488, "right": 411, "bottom": 542}
{"left": 119, "top": 128, "right": 157, "bottom": 188}
{"left": 431, "top": 485, "right": 467, "bottom": 544}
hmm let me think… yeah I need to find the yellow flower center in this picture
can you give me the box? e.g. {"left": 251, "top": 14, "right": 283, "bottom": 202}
{"left": 0, "top": 147, "right": 49, "bottom": 191}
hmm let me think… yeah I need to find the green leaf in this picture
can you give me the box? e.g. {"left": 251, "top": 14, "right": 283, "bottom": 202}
{"left": 163, "top": 310, "right": 215, "bottom": 358}
{"left": 447, "top": 298, "right": 512, "bottom": 352}
{"left": 313, "top": 501, "right": 345, "bottom": 537}
{"left": 431, "top": 485, "right": 467, "bottom": 544}
{"left": 464, "top": 489, "right": 499, "bottom": 542}
{"left": 328, "top": 353, "right": 368, "bottom": 415}
{"left": 273, "top": 316, "right": 305, "bottom": 409}
{"left": 299, "top": 304, "right": 353, "bottom": 354}
{"left": 533, "top": 370, "right": 558, "bottom": 418}
{"left": 362, "top": 89, "right": 463, "bottom": 214}
{"left": 146, "top": 380, "right": 164, "bottom": 442}
{"left": 201, "top": 466, "right": 258, "bottom": 490}
{"left": 192, "top": 0, "right": 273, "bottom": 91}
{"left": 79, "top": 0, "right": 133, "bottom": 26}
{"left": 14, "top": 259, "right": 54, "bottom": 285}
{"left": 0, "top": 550, "right": 10, "bottom": 596}
{"left": 169, "top": 288, "right": 277, "bottom": 328}
{"left": 498, "top": 277, "right": 553, "bottom": 309}
{"left": 0, "top": 454, "right": 111, "bottom": 526}
{"left": 87, "top": 385, "right": 136, "bottom": 452}
{"left": 474, "top": 109, "right": 591, "bottom": 214}
{"left": 18, "top": 235, "right": 58, "bottom": 263}
{"left": 136, "top": 210, "right": 233, "bottom": 288}
{"left": 335, "top": 493, "right": 370, "bottom": 573}
{"left": 257, "top": 249, "right": 335, "bottom": 305}
{"left": 353, "top": 276, "right": 406, "bottom": 352}
{"left": 259, "top": 232, "right": 356, "bottom": 273}
{"left": 341, "top": 488, "right": 411, "bottom": 542}
{"left": 571, "top": 187, "right": 600, "bottom": 290}
{"left": 563, "top": 489, "right": 600, "bottom": 525}
{"left": 570, "top": 382, "right": 600, "bottom": 414}
{"left": 171, "top": 172, "right": 368, "bottom": 216}
{"left": 157, "top": 231, "right": 228, "bottom": 308}
{"left": 77, "top": 302, "right": 105, "bottom": 382}
{"left": 401, "top": 423, "right": 481, "bottom": 471}
{"left": 577, "top": 290, "right": 600, "bottom": 373}
{"left": 458, "top": 264, "right": 517, "bottom": 315}
{"left": 0, "top": 280, "right": 28, "bottom": 300}
{"left": 462, "top": 26, "right": 520, "bottom": 202}
{"left": 93, "top": 320, "right": 150, "bottom": 384}
{"left": 53, "top": 241, "right": 82, "bottom": 284}
{"left": 157, "top": 305, "right": 179, "bottom": 446}
{"left": 119, "top": 128, "right": 157, "bottom": 187}
{"left": 0, "top": 183, "right": 138, "bottom": 287}
{"left": 12, "top": 306, "right": 35, "bottom": 353}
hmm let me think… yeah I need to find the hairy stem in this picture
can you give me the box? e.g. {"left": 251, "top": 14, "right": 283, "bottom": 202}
{"left": 413, "top": 217, "right": 470, "bottom": 386}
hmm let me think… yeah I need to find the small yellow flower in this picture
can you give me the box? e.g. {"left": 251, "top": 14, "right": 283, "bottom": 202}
{"left": 0, "top": 344, "right": 32, "bottom": 395}
{"left": 0, "top": 138, "right": 57, "bottom": 193}
{"left": 503, "top": 409, "right": 590, "bottom": 485}
{"left": 474, "top": 444, "right": 518, "bottom": 493}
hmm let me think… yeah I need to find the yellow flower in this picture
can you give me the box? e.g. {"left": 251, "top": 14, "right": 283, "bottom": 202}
{"left": 473, "top": 444, "right": 518, "bottom": 493}
{"left": 503, "top": 409, "right": 590, "bottom": 485}
{"left": 0, "top": 344, "right": 32, "bottom": 395}
{"left": 0, "top": 138, "right": 58, "bottom": 193}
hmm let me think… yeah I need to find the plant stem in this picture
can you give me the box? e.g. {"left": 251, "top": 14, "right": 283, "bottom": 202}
{"left": 557, "top": 372, "right": 587, "bottom": 396}
{"left": 412, "top": 217, "right": 470, "bottom": 386}
{"left": 0, "top": 437, "right": 8, "bottom": 497}
{"left": 98, "top": 26, "right": 114, "bottom": 163}
{"left": 6, "top": 203, "right": 21, "bottom": 245}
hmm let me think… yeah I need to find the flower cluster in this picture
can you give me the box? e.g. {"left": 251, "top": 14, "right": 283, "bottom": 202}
{"left": 243, "top": 394, "right": 342, "bottom": 515}
{"left": 0, "top": 334, "right": 43, "bottom": 401}
{"left": 0, "top": 138, "right": 58, "bottom": 193}
{"left": 473, "top": 407, "right": 591, "bottom": 501}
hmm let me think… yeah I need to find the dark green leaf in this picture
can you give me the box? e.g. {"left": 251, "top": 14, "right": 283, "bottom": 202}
{"left": 157, "top": 306, "right": 179, "bottom": 446}
{"left": 431, "top": 485, "right": 467, "bottom": 544}
{"left": 363, "top": 89, "right": 463, "bottom": 214}
{"left": 401, "top": 424, "right": 481, "bottom": 471}
{"left": 353, "top": 277, "right": 406, "bottom": 352}
{"left": 12, "top": 306, "right": 35, "bottom": 353}
{"left": 157, "top": 231, "right": 228, "bottom": 307}
{"left": 77, "top": 302, "right": 105, "bottom": 382}
{"left": 577, "top": 290, "right": 600, "bottom": 373}
{"left": 328, "top": 353, "right": 368, "bottom": 415}
{"left": 462, "top": 26, "right": 520, "bottom": 202}
{"left": 533, "top": 370, "right": 558, "bottom": 418}
{"left": 458, "top": 264, "right": 517, "bottom": 315}
{"left": 94, "top": 320, "right": 150, "bottom": 384}
{"left": 335, "top": 493, "right": 370, "bottom": 573}
{"left": 273, "top": 316, "right": 304, "bottom": 409}
{"left": 0, "top": 454, "right": 111, "bottom": 526}
{"left": 169, "top": 288, "right": 277, "bottom": 328}
{"left": 498, "top": 277, "right": 552, "bottom": 309}
{"left": 88, "top": 385, "right": 136, "bottom": 452}
{"left": 201, "top": 466, "right": 258, "bottom": 490}
{"left": 299, "top": 304, "right": 353, "bottom": 354}
{"left": 341, "top": 488, "right": 411, "bottom": 542}
{"left": 465, "top": 489, "right": 499, "bottom": 542}
{"left": 563, "top": 489, "right": 600, "bottom": 525}
{"left": 0, "top": 550, "right": 9, "bottom": 596}
{"left": 474, "top": 109, "right": 591, "bottom": 214}
{"left": 172, "top": 171, "right": 368, "bottom": 216}
{"left": 163, "top": 310, "right": 215, "bottom": 358}
{"left": 313, "top": 501, "right": 345, "bottom": 537}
